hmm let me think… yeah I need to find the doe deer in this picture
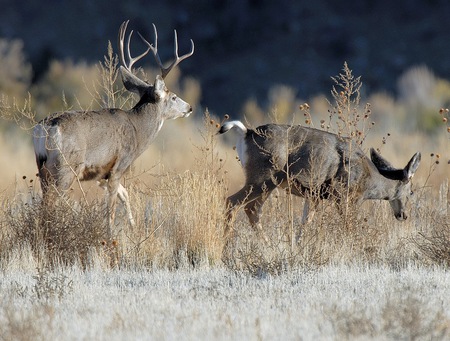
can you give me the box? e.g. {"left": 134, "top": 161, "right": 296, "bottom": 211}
{"left": 218, "top": 120, "right": 421, "bottom": 240}
{"left": 33, "top": 20, "right": 194, "bottom": 239}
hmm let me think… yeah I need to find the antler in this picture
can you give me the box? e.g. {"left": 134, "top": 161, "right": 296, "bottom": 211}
{"left": 139, "top": 24, "right": 194, "bottom": 79}
{"left": 118, "top": 20, "right": 152, "bottom": 73}
{"left": 118, "top": 20, "right": 194, "bottom": 79}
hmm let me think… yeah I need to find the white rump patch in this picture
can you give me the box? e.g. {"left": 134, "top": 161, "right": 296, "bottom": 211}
{"left": 236, "top": 135, "right": 247, "bottom": 168}
{"left": 220, "top": 120, "right": 248, "bottom": 168}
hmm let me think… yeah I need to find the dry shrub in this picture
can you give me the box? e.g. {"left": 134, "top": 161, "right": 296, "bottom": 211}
{"left": 412, "top": 213, "right": 450, "bottom": 268}
{"left": 117, "top": 111, "right": 228, "bottom": 269}
{"left": 1, "top": 187, "right": 107, "bottom": 267}
{"left": 222, "top": 189, "right": 390, "bottom": 277}
{"left": 414, "top": 224, "right": 450, "bottom": 268}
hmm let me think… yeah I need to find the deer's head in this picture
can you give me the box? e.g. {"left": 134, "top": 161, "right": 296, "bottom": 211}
{"left": 370, "top": 148, "right": 421, "bottom": 221}
{"left": 118, "top": 21, "right": 194, "bottom": 119}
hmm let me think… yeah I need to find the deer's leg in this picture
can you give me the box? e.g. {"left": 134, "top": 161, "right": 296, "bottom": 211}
{"left": 301, "top": 197, "right": 317, "bottom": 225}
{"left": 106, "top": 177, "right": 120, "bottom": 240}
{"left": 224, "top": 182, "right": 275, "bottom": 239}
{"left": 224, "top": 187, "right": 252, "bottom": 239}
{"left": 97, "top": 179, "right": 136, "bottom": 227}
{"left": 293, "top": 197, "right": 319, "bottom": 243}
{"left": 243, "top": 191, "right": 274, "bottom": 243}
{"left": 117, "top": 184, "right": 135, "bottom": 227}
{"left": 40, "top": 163, "right": 76, "bottom": 204}
{"left": 98, "top": 180, "right": 135, "bottom": 228}
{"left": 288, "top": 184, "right": 318, "bottom": 242}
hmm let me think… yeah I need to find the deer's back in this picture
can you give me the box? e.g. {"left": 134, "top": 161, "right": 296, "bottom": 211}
{"left": 244, "top": 124, "right": 368, "bottom": 188}
{"left": 35, "top": 109, "right": 140, "bottom": 167}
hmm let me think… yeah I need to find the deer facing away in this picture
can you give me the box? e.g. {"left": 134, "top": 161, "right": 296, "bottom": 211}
{"left": 33, "top": 21, "right": 194, "bottom": 239}
{"left": 219, "top": 120, "right": 421, "bottom": 240}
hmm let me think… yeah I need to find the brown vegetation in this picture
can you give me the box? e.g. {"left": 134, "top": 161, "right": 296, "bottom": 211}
{"left": 0, "top": 41, "right": 448, "bottom": 273}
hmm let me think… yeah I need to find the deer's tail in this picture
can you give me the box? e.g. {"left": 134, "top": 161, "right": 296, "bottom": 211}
{"left": 218, "top": 120, "right": 247, "bottom": 136}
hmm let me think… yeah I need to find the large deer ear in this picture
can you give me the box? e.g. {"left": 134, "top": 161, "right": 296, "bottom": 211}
{"left": 403, "top": 152, "right": 421, "bottom": 182}
{"left": 371, "top": 148, "right": 405, "bottom": 181}
{"left": 153, "top": 75, "right": 167, "bottom": 100}
{"left": 119, "top": 66, "right": 150, "bottom": 96}
{"left": 370, "top": 148, "right": 394, "bottom": 170}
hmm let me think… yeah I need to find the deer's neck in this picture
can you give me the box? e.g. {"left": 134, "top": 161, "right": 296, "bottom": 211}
{"left": 128, "top": 104, "right": 165, "bottom": 150}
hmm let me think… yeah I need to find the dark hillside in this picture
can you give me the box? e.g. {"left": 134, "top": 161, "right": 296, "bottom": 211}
{"left": 1, "top": 0, "right": 449, "bottom": 114}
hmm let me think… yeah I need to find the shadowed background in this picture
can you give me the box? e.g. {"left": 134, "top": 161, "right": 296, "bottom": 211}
{"left": 1, "top": 0, "right": 450, "bottom": 115}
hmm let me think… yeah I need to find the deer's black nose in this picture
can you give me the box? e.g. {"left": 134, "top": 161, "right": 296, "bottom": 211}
{"left": 395, "top": 212, "right": 407, "bottom": 221}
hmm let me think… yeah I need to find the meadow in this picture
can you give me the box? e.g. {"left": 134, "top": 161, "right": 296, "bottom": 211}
{"left": 0, "top": 40, "right": 449, "bottom": 340}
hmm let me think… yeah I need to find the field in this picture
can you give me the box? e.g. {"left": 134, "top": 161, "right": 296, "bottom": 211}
{"left": 1, "top": 261, "right": 449, "bottom": 340}
{"left": 0, "top": 45, "right": 449, "bottom": 339}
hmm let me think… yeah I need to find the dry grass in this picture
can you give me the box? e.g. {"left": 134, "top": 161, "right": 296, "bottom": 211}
{"left": 0, "top": 54, "right": 449, "bottom": 339}
{"left": 0, "top": 61, "right": 448, "bottom": 271}
{"left": 0, "top": 262, "right": 449, "bottom": 341}
{"left": 3, "top": 112, "right": 447, "bottom": 273}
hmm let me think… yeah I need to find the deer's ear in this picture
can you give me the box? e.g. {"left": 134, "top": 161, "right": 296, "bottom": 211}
{"left": 119, "top": 66, "right": 149, "bottom": 96}
{"left": 370, "top": 148, "right": 394, "bottom": 171}
{"left": 404, "top": 152, "right": 421, "bottom": 181}
{"left": 153, "top": 75, "right": 168, "bottom": 100}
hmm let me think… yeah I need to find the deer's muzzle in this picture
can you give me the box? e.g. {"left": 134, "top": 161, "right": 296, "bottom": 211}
{"left": 395, "top": 212, "right": 408, "bottom": 221}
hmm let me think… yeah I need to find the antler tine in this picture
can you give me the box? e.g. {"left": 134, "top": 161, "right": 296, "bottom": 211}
{"left": 138, "top": 24, "right": 194, "bottom": 79}
{"left": 118, "top": 20, "right": 151, "bottom": 72}
{"left": 161, "top": 30, "right": 195, "bottom": 79}
{"left": 118, "top": 20, "right": 129, "bottom": 68}
{"left": 137, "top": 24, "right": 165, "bottom": 72}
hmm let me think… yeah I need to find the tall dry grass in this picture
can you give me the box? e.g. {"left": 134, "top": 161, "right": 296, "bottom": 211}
{"left": 0, "top": 46, "right": 448, "bottom": 273}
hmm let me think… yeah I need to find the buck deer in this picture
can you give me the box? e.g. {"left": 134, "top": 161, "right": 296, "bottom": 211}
{"left": 218, "top": 120, "right": 421, "bottom": 240}
{"left": 33, "top": 20, "right": 194, "bottom": 239}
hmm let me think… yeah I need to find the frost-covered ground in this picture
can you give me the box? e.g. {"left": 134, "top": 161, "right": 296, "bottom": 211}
{"left": 1, "top": 262, "right": 449, "bottom": 341}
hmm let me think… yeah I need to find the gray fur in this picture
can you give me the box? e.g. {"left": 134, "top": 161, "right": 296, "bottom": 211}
{"left": 33, "top": 22, "right": 194, "bottom": 239}
{"left": 219, "top": 121, "right": 421, "bottom": 238}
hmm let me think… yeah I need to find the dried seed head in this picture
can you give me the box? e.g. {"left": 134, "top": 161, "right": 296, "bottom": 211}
{"left": 215, "top": 123, "right": 220, "bottom": 128}
{"left": 439, "top": 108, "right": 445, "bottom": 114}
{"left": 224, "top": 114, "right": 229, "bottom": 120}
{"left": 443, "top": 117, "right": 448, "bottom": 123}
